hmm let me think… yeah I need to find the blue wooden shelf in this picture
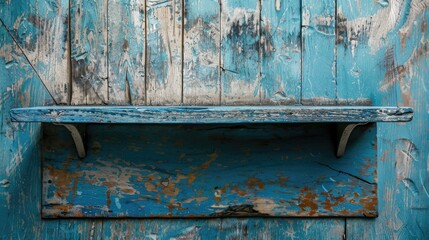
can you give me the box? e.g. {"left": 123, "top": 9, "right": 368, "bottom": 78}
{"left": 10, "top": 106, "right": 413, "bottom": 124}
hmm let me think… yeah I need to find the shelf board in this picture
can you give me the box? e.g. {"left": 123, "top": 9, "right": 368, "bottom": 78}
{"left": 10, "top": 106, "right": 413, "bottom": 124}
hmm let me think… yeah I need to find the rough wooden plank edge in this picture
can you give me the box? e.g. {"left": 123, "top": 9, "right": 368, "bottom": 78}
{"left": 10, "top": 106, "right": 413, "bottom": 123}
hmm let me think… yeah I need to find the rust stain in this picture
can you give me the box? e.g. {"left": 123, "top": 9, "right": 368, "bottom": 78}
{"left": 358, "top": 194, "right": 378, "bottom": 216}
{"left": 297, "top": 187, "right": 318, "bottom": 216}
{"left": 167, "top": 199, "right": 186, "bottom": 211}
{"left": 247, "top": 177, "right": 265, "bottom": 190}
{"left": 121, "top": 188, "right": 136, "bottom": 194}
{"left": 194, "top": 151, "right": 218, "bottom": 171}
{"left": 160, "top": 177, "right": 179, "bottom": 197}
{"left": 46, "top": 164, "right": 82, "bottom": 198}
{"left": 188, "top": 173, "right": 196, "bottom": 185}
{"left": 232, "top": 185, "right": 247, "bottom": 196}
{"left": 321, "top": 192, "right": 346, "bottom": 212}
{"left": 145, "top": 174, "right": 158, "bottom": 192}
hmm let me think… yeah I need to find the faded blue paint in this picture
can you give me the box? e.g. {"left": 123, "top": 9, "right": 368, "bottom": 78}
{"left": 0, "top": 0, "right": 428, "bottom": 239}
{"left": 183, "top": 0, "right": 220, "bottom": 104}
{"left": 42, "top": 123, "right": 377, "bottom": 217}
{"left": 261, "top": 0, "right": 301, "bottom": 104}
{"left": 302, "top": 0, "right": 337, "bottom": 103}
{"left": 10, "top": 106, "right": 413, "bottom": 123}
{"left": 221, "top": 0, "right": 260, "bottom": 103}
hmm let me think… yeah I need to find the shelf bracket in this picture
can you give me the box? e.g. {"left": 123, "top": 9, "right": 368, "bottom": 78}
{"left": 336, "top": 123, "right": 369, "bottom": 158}
{"left": 54, "top": 123, "right": 86, "bottom": 158}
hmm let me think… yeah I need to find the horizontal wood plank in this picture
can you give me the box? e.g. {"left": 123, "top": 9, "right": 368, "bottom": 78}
{"left": 42, "top": 123, "right": 378, "bottom": 218}
{"left": 10, "top": 106, "right": 413, "bottom": 123}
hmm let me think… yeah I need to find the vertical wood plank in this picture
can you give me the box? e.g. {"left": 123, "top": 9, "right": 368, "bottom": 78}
{"left": 0, "top": 0, "right": 70, "bottom": 104}
{"left": 108, "top": 0, "right": 146, "bottom": 105}
{"left": 146, "top": 0, "right": 183, "bottom": 105}
{"left": 335, "top": 2, "right": 384, "bottom": 105}
{"left": 183, "top": 0, "right": 221, "bottom": 105}
{"left": 221, "top": 0, "right": 260, "bottom": 105}
{"left": 345, "top": 3, "right": 429, "bottom": 239}
{"left": 102, "top": 219, "right": 221, "bottom": 239}
{"left": 71, "top": 0, "right": 108, "bottom": 105}
{"left": 248, "top": 218, "right": 345, "bottom": 239}
{"left": 260, "top": 0, "right": 301, "bottom": 104}
{"left": 301, "top": 0, "right": 336, "bottom": 105}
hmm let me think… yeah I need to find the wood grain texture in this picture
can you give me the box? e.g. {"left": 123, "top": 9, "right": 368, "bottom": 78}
{"left": 260, "top": 0, "right": 301, "bottom": 104}
{"left": 0, "top": 0, "right": 70, "bottom": 104}
{"left": 336, "top": 0, "right": 388, "bottom": 104}
{"left": 246, "top": 218, "right": 345, "bottom": 239}
{"left": 10, "top": 106, "right": 413, "bottom": 123}
{"left": 42, "top": 123, "right": 378, "bottom": 217}
{"left": 221, "top": 0, "right": 260, "bottom": 104}
{"left": 146, "top": 0, "right": 183, "bottom": 105}
{"left": 108, "top": 0, "right": 146, "bottom": 105}
{"left": 0, "top": 23, "right": 51, "bottom": 237}
{"left": 1, "top": 0, "right": 428, "bottom": 238}
{"left": 71, "top": 0, "right": 108, "bottom": 105}
{"left": 183, "top": 0, "right": 221, "bottom": 105}
{"left": 345, "top": 2, "right": 429, "bottom": 239}
{"left": 302, "top": 0, "right": 336, "bottom": 105}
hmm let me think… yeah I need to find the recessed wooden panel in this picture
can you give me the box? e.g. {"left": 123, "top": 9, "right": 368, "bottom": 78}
{"left": 42, "top": 123, "right": 377, "bottom": 218}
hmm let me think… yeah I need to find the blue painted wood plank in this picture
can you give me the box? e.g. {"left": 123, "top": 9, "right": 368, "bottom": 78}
{"left": 221, "top": 0, "right": 261, "bottom": 104}
{"left": 183, "top": 0, "right": 221, "bottom": 105}
{"left": 70, "top": 0, "right": 109, "bottom": 104}
{"left": 246, "top": 218, "right": 345, "bottom": 239}
{"left": 302, "top": 0, "right": 337, "bottom": 105}
{"left": 10, "top": 106, "right": 413, "bottom": 123}
{"left": 146, "top": 0, "right": 183, "bottom": 105}
{"left": 0, "top": 0, "right": 70, "bottom": 104}
{"left": 108, "top": 0, "right": 146, "bottom": 105}
{"left": 260, "top": 0, "right": 301, "bottom": 104}
{"left": 344, "top": 3, "right": 429, "bottom": 239}
{"left": 102, "top": 219, "right": 221, "bottom": 239}
{"left": 42, "top": 123, "right": 377, "bottom": 217}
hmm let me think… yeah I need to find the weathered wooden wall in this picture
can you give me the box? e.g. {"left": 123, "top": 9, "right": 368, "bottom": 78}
{"left": 1, "top": 0, "right": 428, "bottom": 239}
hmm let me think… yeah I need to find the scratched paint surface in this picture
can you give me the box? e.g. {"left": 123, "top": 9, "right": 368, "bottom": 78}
{"left": 0, "top": 0, "right": 428, "bottom": 238}
{"left": 42, "top": 123, "right": 377, "bottom": 217}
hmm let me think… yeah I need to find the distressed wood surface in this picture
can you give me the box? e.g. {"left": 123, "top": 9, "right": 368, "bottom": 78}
{"left": 260, "top": 0, "right": 301, "bottom": 104}
{"left": 221, "top": 0, "right": 260, "bottom": 104}
{"left": 10, "top": 106, "right": 413, "bottom": 123}
{"left": 108, "top": 0, "right": 146, "bottom": 105}
{"left": 1, "top": 0, "right": 429, "bottom": 239}
{"left": 42, "top": 123, "right": 377, "bottom": 217}
{"left": 0, "top": 0, "right": 70, "bottom": 105}
{"left": 183, "top": 0, "right": 221, "bottom": 105}
{"left": 146, "top": 0, "right": 183, "bottom": 105}
{"left": 302, "top": 0, "right": 336, "bottom": 105}
{"left": 71, "top": 0, "right": 108, "bottom": 105}
{"left": 0, "top": 21, "right": 51, "bottom": 237}
{"left": 343, "top": 1, "right": 429, "bottom": 239}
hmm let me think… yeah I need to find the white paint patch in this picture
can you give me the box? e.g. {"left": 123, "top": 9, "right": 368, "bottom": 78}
{"left": 302, "top": 8, "right": 310, "bottom": 27}
{"left": 276, "top": 0, "right": 281, "bottom": 11}
{"left": 115, "top": 197, "right": 122, "bottom": 209}
{"left": 339, "top": 0, "right": 429, "bottom": 54}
